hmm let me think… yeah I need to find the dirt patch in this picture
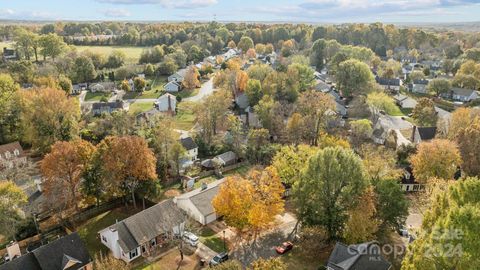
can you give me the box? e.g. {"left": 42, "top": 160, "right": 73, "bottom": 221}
{"left": 164, "top": 189, "right": 181, "bottom": 198}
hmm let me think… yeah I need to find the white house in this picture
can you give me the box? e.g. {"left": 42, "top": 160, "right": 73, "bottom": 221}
{"left": 179, "top": 137, "right": 198, "bottom": 162}
{"left": 376, "top": 77, "right": 402, "bottom": 92}
{"left": 168, "top": 69, "right": 187, "bottom": 83}
{"left": 447, "top": 88, "right": 479, "bottom": 102}
{"left": 411, "top": 79, "right": 429, "bottom": 94}
{"left": 173, "top": 179, "right": 225, "bottom": 225}
{"left": 155, "top": 93, "right": 176, "bottom": 113}
{"left": 164, "top": 81, "right": 182, "bottom": 93}
{"left": 0, "top": 142, "right": 27, "bottom": 169}
{"left": 98, "top": 200, "right": 185, "bottom": 263}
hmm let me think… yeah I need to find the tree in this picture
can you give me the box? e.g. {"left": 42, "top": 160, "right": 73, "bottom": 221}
{"left": 378, "top": 59, "right": 402, "bottom": 79}
{"left": 58, "top": 75, "right": 73, "bottom": 94}
{"left": 343, "top": 187, "right": 378, "bottom": 244}
{"left": 359, "top": 144, "right": 401, "bottom": 182}
{"left": 120, "top": 79, "right": 131, "bottom": 91}
{"left": 0, "top": 181, "right": 27, "bottom": 240}
{"left": 20, "top": 88, "right": 80, "bottom": 154}
{"left": 149, "top": 117, "right": 179, "bottom": 181}
{"left": 402, "top": 178, "right": 480, "bottom": 269}
{"left": 265, "top": 43, "right": 274, "bottom": 54}
{"left": 211, "top": 260, "right": 242, "bottom": 270}
{"left": 366, "top": 91, "right": 398, "bottom": 115}
{"left": 238, "top": 36, "right": 254, "bottom": 53}
{"left": 106, "top": 50, "right": 126, "bottom": 69}
{"left": 246, "top": 48, "right": 256, "bottom": 59}
{"left": 310, "top": 39, "right": 326, "bottom": 70}
{"left": 287, "top": 63, "right": 315, "bottom": 92}
{"left": 235, "top": 70, "right": 249, "bottom": 92}
{"left": 286, "top": 113, "right": 305, "bottom": 145}
{"left": 336, "top": 59, "right": 374, "bottom": 97}
{"left": 456, "top": 118, "right": 480, "bottom": 176}
{"left": 195, "top": 90, "right": 231, "bottom": 145}
{"left": 144, "top": 63, "right": 155, "bottom": 76}
{"left": 447, "top": 107, "right": 480, "bottom": 139}
{"left": 296, "top": 91, "right": 335, "bottom": 146}
{"left": 39, "top": 33, "right": 66, "bottom": 60}
{"left": 0, "top": 74, "right": 21, "bottom": 144}
{"left": 427, "top": 78, "right": 451, "bottom": 97}
{"left": 410, "top": 139, "right": 462, "bottom": 183}
{"left": 183, "top": 66, "right": 200, "bottom": 89}
{"left": 350, "top": 119, "right": 373, "bottom": 147}
{"left": 409, "top": 70, "right": 425, "bottom": 81}
{"left": 227, "top": 40, "right": 236, "bottom": 49}
{"left": 412, "top": 98, "right": 438, "bottom": 127}
{"left": 41, "top": 140, "right": 95, "bottom": 213}
{"left": 245, "top": 79, "right": 263, "bottom": 107}
{"left": 251, "top": 258, "right": 286, "bottom": 270}
{"left": 246, "top": 128, "right": 272, "bottom": 164}
{"left": 139, "top": 45, "right": 164, "bottom": 64}
{"left": 374, "top": 178, "right": 409, "bottom": 230}
{"left": 94, "top": 254, "right": 129, "bottom": 270}
{"left": 295, "top": 147, "right": 367, "bottom": 240}
{"left": 212, "top": 167, "right": 284, "bottom": 240}
{"left": 271, "top": 144, "right": 318, "bottom": 185}
{"left": 133, "top": 77, "right": 146, "bottom": 91}
{"left": 99, "top": 136, "right": 157, "bottom": 208}
{"left": 73, "top": 55, "right": 96, "bottom": 83}
{"left": 254, "top": 43, "right": 266, "bottom": 55}
{"left": 157, "top": 57, "right": 179, "bottom": 75}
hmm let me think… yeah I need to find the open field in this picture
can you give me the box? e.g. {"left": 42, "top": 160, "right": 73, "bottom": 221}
{"left": 74, "top": 45, "right": 144, "bottom": 64}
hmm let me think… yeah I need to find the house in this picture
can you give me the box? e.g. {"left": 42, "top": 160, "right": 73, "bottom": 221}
{"left": 235, "top": 92, "right": 249, "bottom": 109}
{"left": 92, "top": 101, "right": 129, "bottom": 116}
{"left": 411, "top": 79, "right": 429, "bottom": 94}
{"left": 164, "top": 81, "right": 182, "bottom": 93}
{"left": 376, "top": 77, "right": 402, "bottom": 92}
{"left": 411, "top": 126, "right": 436, "bottom": 144}
{"left": 155, "top": 93, "right": 176, "bottom": 113}
{"left": 315, "top": 80, "right": 331, "bottom": 92}
{"left": 2, "top": 47, "right": 17, "bottom": 61}
{"left": 0, "top": 232, "right": 92, "bottom": 270}
{"left": 393, "top": 94, "right": 417, "bottom": 109}
{"left": 180, "top": 136, "right": 198, "bottom": 162}
{"left": 174, "top": 178, "right": 225, "bottom": 225}
{"left": 223, "top": 48, "right": 238, "bottom": 60}
{"left": 0, "top": 141, "right": 27, "bottom": 169}
{"left": 243, "top": 106, "right": 262, "bottom": 128}
{"left": 401, "top": 166, "right": 425, "bottom": 192}
{"left": 98, "top": 200, "right": 185, "bottom": 263}
{"left": 442, "top": 88, "right": 479, "bottom": 102}
{"left": 326, "top": 241, "right": 391, "bottom": 270}
{"left": 89, "top": 82, "right": 115, "bottom": 93}
{"left": 214, "top": 151, "right": 237, "bottom": 166}
{"left": 168, "top": 68, "right": 187, "bottom": 83}
{"left": 72, "top": 83, "right": 88, "bottom": 95}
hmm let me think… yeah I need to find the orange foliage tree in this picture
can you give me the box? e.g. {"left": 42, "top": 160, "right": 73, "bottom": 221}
{"left": 183, "top": 66, "right": 200, "bottom": 89}
{"left": 99, "top": 136, "right": 157, "bottom": 208}
{"left": 235, "top": 70, "right": 249, "bottom": 92}
{"left": 41, "top": 139, "right": 95, "bottom": 213}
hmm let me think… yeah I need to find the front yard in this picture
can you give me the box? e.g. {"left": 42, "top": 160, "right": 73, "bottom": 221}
{"left": 199, "top": 227, "right": 225, "bottom": 253}
{"left": 85, "top": 92, "right": 111, "bottom": 101}
{"left": 123, "top": 75, "right": 168, "bottom": 100}
{"left": 175, "top": 102, "right": 196, "bottom": 130}
{"left": 135, "top": 249, "right": 202, "bottom": 270}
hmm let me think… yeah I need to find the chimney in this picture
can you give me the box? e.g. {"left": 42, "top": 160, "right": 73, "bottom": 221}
{"left": 201, "top": 182, "right": 208, "bottom": 191}
{"left": 411, "top": 126, "right": 417, "bottom": 143}
{"left": 167, "top": 95, "right": 172, "bottom": 112}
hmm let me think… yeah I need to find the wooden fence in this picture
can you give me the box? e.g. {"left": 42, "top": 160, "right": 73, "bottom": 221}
{"left": 194, "top": 161, "right": 248, "bottom": 179}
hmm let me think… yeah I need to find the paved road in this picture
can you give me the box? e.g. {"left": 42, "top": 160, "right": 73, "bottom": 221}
{"left": 379, "top": 115, "right": 413, "bottom": 130}
{"left": 184, "top": 78, "right": 214, "bottom": 102}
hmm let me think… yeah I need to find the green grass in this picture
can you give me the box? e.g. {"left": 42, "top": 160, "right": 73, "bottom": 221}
{"left": 199, "top": 227, "right": 225, "bottom": 253}
{"left": 122, "top": 76, "right": 167, "bottom": 100}
{"left": 84, "top": 92, "right": 111, "bottom": 101}
{"left": 129, "top": 101, "right": 154, "bottom": 114}
{"left": 224, "top": 164, "right": 252, "bottom": 177}
{"left": 175, "top": 102, "right": 196, "bottom": 130}
{"left": 386, "top": 105, "right": 405, "bottom": 116}
{"left": 193, "top": 176, "right": 218, "bottom": 189}
{"left": 0, "top": 41, "right": 14, "bottom": 49}
{"left": 77, "top": 209, "right": 131, "bottom": 256}
{"left": 176, "top": 88, "right": 200, "bottom": 99}
{"left": 74, "top": 45, "right": 144, "bottom": 64}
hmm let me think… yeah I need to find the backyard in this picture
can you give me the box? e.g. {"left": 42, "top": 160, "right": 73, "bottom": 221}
{"left": 123, "top": 75, "right": 167, "bottom": 100}
{"left": 175, "top": 101, "right": 196, "bottom": 130}
{"left": 129, "top": 101, "right": 154, "bottom": 114}
{"left": 84, "top": 91, "right": 111, "bottom": 101}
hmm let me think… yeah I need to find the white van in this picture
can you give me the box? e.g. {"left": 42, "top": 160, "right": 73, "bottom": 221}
{"left": 183, "top": 232, "right": 199, "bottom": 247}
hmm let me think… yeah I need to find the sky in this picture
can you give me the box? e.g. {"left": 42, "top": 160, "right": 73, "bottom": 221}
{"left": 1, "top": 0, "right": 480, "bottom": 23}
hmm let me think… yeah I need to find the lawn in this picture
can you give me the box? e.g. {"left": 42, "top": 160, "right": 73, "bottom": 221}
{"left": 74, "top": 45, "right": 144, "bottom": 64}
{"left": 387, "top": 105, "right": 405, "bottom": 116}
{"left": 176, "top": 88, "right": 200, "bottom": 99}
{"left": 123, "top": 75, "right": 168, "bottom": 100}
{"left": 84, "top": 92, "right": 110, "bottom": 101}
{"left": 135, "top": 250, "right": 201, "bottom": 270}
{"left": 77, "top": 208, "right": 132, "bottom": 256}
{"left": 193, "top": 176, "right": 219, "bottom": 189}
{"left": 175, "top": 102, "right": 196, "bottom": 130}
{"left": 280, "top": 248, "right": 329, "bottom": 270}
{"left": 224, "top": 164, "right": 253, "bottom": 177}
{"left": 129, "top": 101, "right": 154, "bottom": 114}
{"left": 199, "top": 227, "right": 225, "bottom": 253}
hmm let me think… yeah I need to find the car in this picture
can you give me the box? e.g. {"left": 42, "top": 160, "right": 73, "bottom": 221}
{"left": 275, "top": 241, "right": 293, "bottom": 254}
{"left": 183, "top": 231, "right": 199, "bottom": 247}
{"left": 209, "top": 252, "right": 229, "bottom": 266}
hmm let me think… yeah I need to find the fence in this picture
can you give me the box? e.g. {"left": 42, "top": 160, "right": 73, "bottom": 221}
{"left": 193, "top": 161, "right": 249, "bottom": 179}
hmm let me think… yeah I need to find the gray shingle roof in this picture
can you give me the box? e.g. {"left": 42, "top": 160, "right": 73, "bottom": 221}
{"left": 176, "top": 179, "right": 225, "bottom": 216}
{"left": 108, "top": 199, "right": 185, "bottom": 252}
{"left": 180, "top": 137, "right": 198, "bottom": 151}
{"left": 0, "top": 233, "right": 91, "bottom": 270}
{"left": 451, "top": 87, "right": 476, "bottom": 97}
{"left": 327, "top": 242, "right": 391, "bottom": 270}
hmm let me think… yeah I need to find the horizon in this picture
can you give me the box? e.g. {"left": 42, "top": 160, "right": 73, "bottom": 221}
{"left": 2, "top": 0, "right": 480, "bottom": 23}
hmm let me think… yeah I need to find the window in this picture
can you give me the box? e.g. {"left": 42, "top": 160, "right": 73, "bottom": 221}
{"left": 4, "top": 151, "right": 11, "bottom": 159}
{"left": 102, "top": 235, "right": 107, "bottom": 243}
{"left": 13, "top": 149, "right": 19, "bottom": 156}
{"left": 150, "top": 238, "right": 157, "bottom": 247}
{"left": 130, "top": 248, "right": 138, "bottom": 259}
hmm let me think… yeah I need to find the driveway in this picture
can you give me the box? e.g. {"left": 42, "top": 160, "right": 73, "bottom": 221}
{"left": 379, "top": 115, "right": 413, "bottom": 130}
{"left": 184, "top": 78, "right": 215, "bottom": 102}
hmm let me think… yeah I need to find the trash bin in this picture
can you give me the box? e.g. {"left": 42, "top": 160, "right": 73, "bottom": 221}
{"left": 200, "top": 258, "right": 206, "bottom": 266}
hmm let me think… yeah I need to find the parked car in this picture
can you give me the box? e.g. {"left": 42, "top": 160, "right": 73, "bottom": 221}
{"left": 209, "top": 252, "right": 229, "bottom": 266}
{"left": 183, "top": 231, "right": 199, "bottom": 247}
{"left": 275, "top": 241, "right": 293, "bottom": 254}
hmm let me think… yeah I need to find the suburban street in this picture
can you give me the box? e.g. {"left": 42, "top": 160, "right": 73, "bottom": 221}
{"left": 184, "top": 78, "right": 215, "bottom": 102}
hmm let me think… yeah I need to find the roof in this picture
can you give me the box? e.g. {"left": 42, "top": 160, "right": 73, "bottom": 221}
{"left": 176, "top": 179, "right": 225, "bottom": 216}
{"left": 0, "top": 141, "right": 24, "bottom": 159}
{"left": 327, "top": 242, "right": 391, "bottom": 270}
{"left": 0, "top": 233, "right": 91, "bottom": 270}
{"left": 451, "top": 87, "right": 477, "bottom": 97}
{"left": 376, "top": 77, "right": 401, "bottom": 86}
{"left": 102, "top": 200, "right": 185, "bottom": 252}
{"left": 158, "top": 93, "right": 177, "bottom": 101}
{"left": 180, "top": 137, "right": 198, "bottom": 151}
{"left": 215, "top": 151, "right": 237, "bottom": 164}
{"left": 416, "top": 126, "right": 436, "bottom": 141}
{"left": 165, "top": 81, "right": 181, "bottom": 87}
{"left": 175, "top": 68, "right": 187, "bottom": 78}
{"left": 91, "top": 101, "right": 126, "bottom": 110}
{"left": 413, "top": 79, "right": 429, "bottom": 85}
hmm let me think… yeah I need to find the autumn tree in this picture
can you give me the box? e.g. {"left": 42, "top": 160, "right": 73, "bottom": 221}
{"left": 99, "top": 136, "right": 157, "bottom": 208}
{"left": 378, "top": 59, "right": 402, "bottom": 79}
{"left": 0, "top": 74, "right": 21, "bottom": 144}
{"left": 287, "top": 63, "right": 315, "bottom": 92}
{"left": 238, "top": 36, "right": 254, "bottom": 53}
{"left": 336, "top": 59, "right": 374, "bottom": 97}
{"left": 412, "top": 98, "right": 438, "bottom": 127}
{"left": 147, "top": 117, "right": 179, "bottom": 180}
{"left": 0, "top": 181, "right": 27, "bottom": 240}
{"left": 271, "top": 144, "right": 318, "bottom": 185}
{"left": 374, "top": 178, "right": 409, "bottom": 231}
{"left": 456, "top": 118, "right": 480, "bottom": 176}
{"left": 235, "top": 70, "right": 249, "bottom": 92}
{"left": 251, "top": 258, "right": 286, "bottom": 270}
{"left": 20, "top": 88, "right": 80, "bottom": 154}
{"left": 183, "top": 66, "right": 200, "bottom": 89}
{"left": 410, "top": 139, "right": 462, "bottom": 183}
{"left": 41, "top": 139, "right": 95, "bottom": 213}
{"left": 246, "top": 48, "right": 256, "bottom": 59}
{"left": 359, "top": 144, "right": 401, "bottom": 182}
{"left": 286, "top": 112, "right": 305, "bottom": 145}
{"left": 427, "top": 78, "right": 451, "bottom": 97}
{"left": 195, "top": 89, "right": 231, "bottom": 145}
{"left": 245, "top": 79, "right": 263, "bottom": 107}
{"left": 350, "top": 119, "right": 373, "bottom": 147}
{"left": 227, "top": 40, "right": 236, "bottom": 49}
{"left": 402, "top": 178, "right": 480, "bottom": 269}
{"left": 120, "top": 79, "right": 131, "bottom": 91}
{"left": 343, "top": 187, "right": 379, "bottom": 244}
{"left": 447, "top": 107, "right": 480, "bottom": 139}
{"left": 296, "top": 91, "right": 335, "bottom": 146}
{"left": 295, "top": 147, "right": 367, "bottom": 239}
{"left": 94, "top": 254, "right": 129, "bottom": 270}
{"left": 366, "top": 91, "right": 398, "bottom": 115}
{"left": 133, "top": 77, "right": 146, "bottom": 91}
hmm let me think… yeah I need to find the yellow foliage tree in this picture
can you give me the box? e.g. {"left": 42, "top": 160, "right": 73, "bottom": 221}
{"left": 343, "top": 187, "right": 379, "bottom": 244}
